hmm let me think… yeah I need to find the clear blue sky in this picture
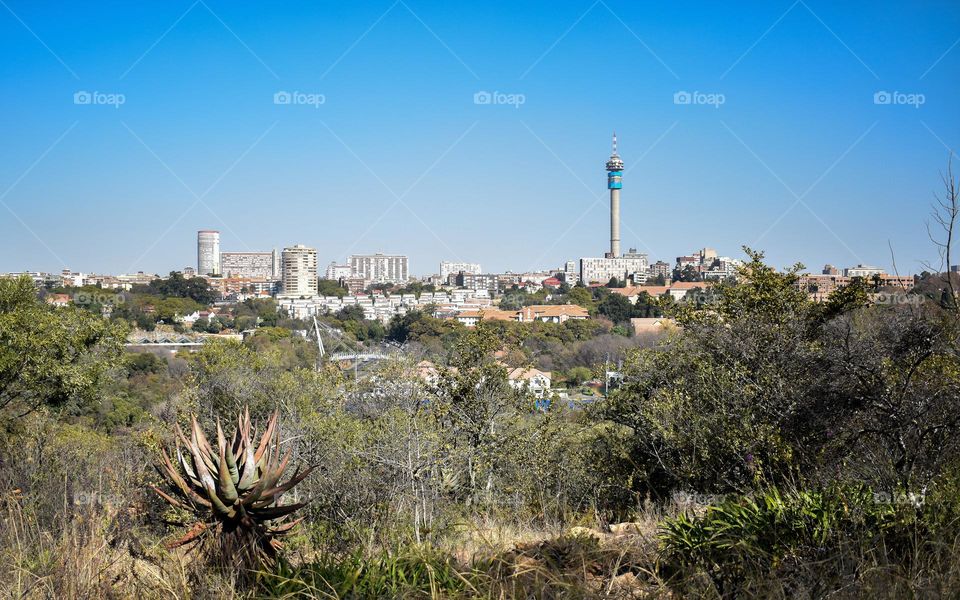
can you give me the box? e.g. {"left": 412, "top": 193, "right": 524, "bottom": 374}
{"left": 1, "top": 1, "right": 958, "bottom": 276}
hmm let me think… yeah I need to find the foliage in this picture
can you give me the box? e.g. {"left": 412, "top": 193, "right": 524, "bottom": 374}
{"left": 317, "top": 278, "right": 347, "bottom": 298}
{"left": 134, "top": 271, "right": 218, "bottom": 305}
{"left": 658, "top": 486, "right": 954, "bottom": 597}
{"left": 154, "top": 408, "right": 313, "bottom": 570}
{"left": 0, "top": 275, "right": 127, "bottom": 423}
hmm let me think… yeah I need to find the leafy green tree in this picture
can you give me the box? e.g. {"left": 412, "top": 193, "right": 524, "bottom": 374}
{"left": 318, "top": 279, "right": 348, "bottom": 298}
{"left": 598, "top": 292, "right": 634, "bottom": 323}
{"left": 632, "top": 292, "right": 663, "bottom": 318}
{"left": 567, "top": 366, "right": 593, "bottom": 385}
{"left": 135, "top": 271, "right": 218, "bottom": 305}
{"left": 672, "top": 264, "right": 703, "bottom": 283}
{"left": 336, "top": 305, "right": 366, "bottom": 322}
{"left": 0, "top": 276, "right": 126, "bottom": 421}
{"left": 433, "top": 323, "right": 523, "bottom": 505}
{"left": 567, "top": 287, "right": 594, "bottom": 311}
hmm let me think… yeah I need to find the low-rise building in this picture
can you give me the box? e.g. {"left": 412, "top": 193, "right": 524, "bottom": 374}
{"left": 507, "top": 367, "right": 552, "bottom": 398}
{"left": 630, "top": 317, "right": 674, "bottom": 336}
{"left": 452, "top": 304, "right": 588, "bottom": 326}
{"left": 844, "top": 264, "right": 886, "bottom": 278}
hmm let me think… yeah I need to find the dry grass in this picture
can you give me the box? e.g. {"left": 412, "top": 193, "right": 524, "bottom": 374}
{"left": 0, "top": 492, "right": 244, "bottom": 600}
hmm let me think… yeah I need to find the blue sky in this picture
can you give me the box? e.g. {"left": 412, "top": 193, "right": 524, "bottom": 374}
{"left": 1, "top": 1, "right": 958, "bottom": 276}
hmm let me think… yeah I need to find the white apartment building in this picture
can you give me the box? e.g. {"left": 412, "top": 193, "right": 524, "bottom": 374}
{"left": 220, "top": 250, "right": 280, "bottom": 279}
{"left": 325, "top": 262, "right": 352, "bottom": 280}
{"left": 845, "top": 264, "right": 886, "bottom": 278}
{"left": 280, "top": 245, "right": 318, "bottom": 297}
{"left": 580, "top": 251, "right": 648, "bottom": 285}
{"left": 563, "top": 260, "right": 580, "bottom": 284}
{"left": 349, "top": 253, "right": 409, "bottom": 284}
{"left": 439, "top": 261, "right": 481, "bottom": 280}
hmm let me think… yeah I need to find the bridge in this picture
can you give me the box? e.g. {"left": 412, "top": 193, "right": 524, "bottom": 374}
{"left": 329, "top": 352, "right": 391, "bottom": 362}
{"left": 125, "top": 332, "right": 242, "bottom": 349}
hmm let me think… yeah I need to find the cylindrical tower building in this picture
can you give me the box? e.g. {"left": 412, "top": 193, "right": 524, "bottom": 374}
{"left": 197, "top": 230, "right": 221, "bottom": 276}
{"left": 606, "top": 133, "right": 624, "bottom": 258}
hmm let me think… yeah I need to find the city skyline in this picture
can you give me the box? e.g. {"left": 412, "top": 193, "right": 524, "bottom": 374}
{"left": 1, "top": 2, "right": 958, "bottom": 275}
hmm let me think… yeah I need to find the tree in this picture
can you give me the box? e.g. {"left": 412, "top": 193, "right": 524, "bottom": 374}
{"left": 135, "top": 272, "right": 218, "bottom": 305}
{"left": 567, "top": 287, "right": 594, "bottom": 311}
{"left": 567, "top": 366, "right": 593, "bottom": 385}
{"left": 318, "top": 279, "right": 347, "bottom": 298}
{"left": 0, "top": 276, "right": 126, "bottom": 422}
{"left": 433, "top": 323, "right": 523, "bottom": 506}
{"left": 336, "top": 305, "right": 366, "bottom": 322}
{"left": 632, "top": 292, "right": 662, "bottom": 318}
{"left": 598, "top": 292, "right": 634, "bottom": 324}
{"left": 606, "top": 276, "right": 626, "bottom": 288}
{"left": 672, "top": 265, "right": 703, "bottom": 283}
{"left": 927, "top": 158, "right": 959, "bottom": 312}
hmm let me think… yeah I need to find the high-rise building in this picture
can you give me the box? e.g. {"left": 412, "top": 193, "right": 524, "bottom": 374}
{"left": 280, "top": 245, "right": 318, "bottom": 297}
{"left": 349, "top": 253, "right": 409, "bottom": 284}
{"left": 580, "top": 250, "right": 648, "bottom": 285}
{"left": 197, "top": 230, "right": 221, "bottom": 276}
{"left": 325, "top": 262, "right": 352, "bottom": 280}
{"left": 440, "top": 261, "right": 481, "bottom": 280}
{"left": 606, "top": 133, "right": 624, "bottom": 258}
{"left": 563, "top": 260, "right": 579, "bottom": 284}
{"left": 647, "top": 261, "right": 671, "bottom": 279}
{"left": 220, "top": 250, "right": 280, "bottom": 279}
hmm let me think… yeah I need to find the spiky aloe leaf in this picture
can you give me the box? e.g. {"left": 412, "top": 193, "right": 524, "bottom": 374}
{"left": 237, "top": 432, "right": 259, "bottom": 491}
{"left": 258, "top": 465, "right": 316, "bottom": 504}
{"left": 166, "top": 521, "right": 208, "bottom": 550}
{"left": 159, "top": 448, "right": 211, "bottom": 508}
{"left": 216, "top": 418, "right": 241, "bottom": 487}
{"left": 217, "top": 443, "right": 239, "bottom": 503}
{"left": 254, "top": 411, "right": 279, "bottom": 464}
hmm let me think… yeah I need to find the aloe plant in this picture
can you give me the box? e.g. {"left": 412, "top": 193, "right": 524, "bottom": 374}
{"left": 153, "top": 407, "right": 313, "bottom": 567}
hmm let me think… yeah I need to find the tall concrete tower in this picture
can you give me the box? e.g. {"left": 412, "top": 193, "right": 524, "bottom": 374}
{"left": 605, "top": 132, "right": 624, "bottom": 258}
{"left": 197, "top": 230, "right": 221, "bottom": 276}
